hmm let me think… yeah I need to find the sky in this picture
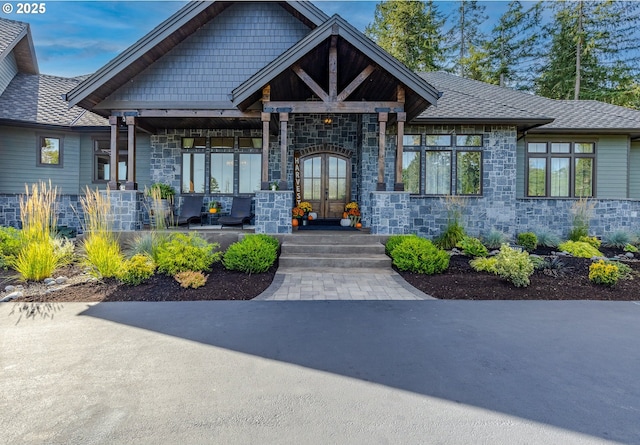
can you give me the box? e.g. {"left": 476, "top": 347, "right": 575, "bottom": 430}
{"left": 2, "top": 0, "right": 515, "bottom": 78}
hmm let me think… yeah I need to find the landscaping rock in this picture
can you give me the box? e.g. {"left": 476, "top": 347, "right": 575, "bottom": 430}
{"left": 44, "top": 278, "right": 56, "bottom": 285}
{"left": 4, "top": 285, "right": 15, "bottom": 293}
{"left": 626, "top": 252, "right": 634, "bottom": 259}
{"left": 1, "top": 291, "right": 23, "bottom": 302}
{"left": 55, "top": 276, "right": 68, "bottom": 285}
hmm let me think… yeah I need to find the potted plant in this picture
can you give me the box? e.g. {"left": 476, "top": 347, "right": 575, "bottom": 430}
{"left": 270, "top": 181, "right": 279, "bottom": 191}
{"left": 209, "top": 201, "right": 221, "bottom": 214}
{"left": 147, "top": 182, "right": 176, "bottom": 200}
{"left": 146, "top": 182, "right": 176, "bottom": 228}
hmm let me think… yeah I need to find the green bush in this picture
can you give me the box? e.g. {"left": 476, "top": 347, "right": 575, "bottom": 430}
{"left": 0, "top": 226, "right": 23, "bottom": 269}
{"left": 244, "top": 234, "right": 279, "bottom": 252}
{"left": 118, "top": 254, "right": 156, "bottom": 285}
{"left": 223, "top": 235, "right": 278, "bottom": 274}
{"left": 174, "top": 270, "right": 207, "bottom": 288}
{"left": 517, "top": 232, "right": 538, "bottom": 252}
{"left": 603, "top": 230, "right": 637, "bottom": 249}
{"left": 456, "top": 236, "right": 488, "bottom": 257}
{"left": 435, "top": 222, "right": 465, "bottom": 250}
{"left": 482, "top": 229, "right": 509, "bottom": 250}
{"left": 534, "top": 230, "right": 561, "bottom": 248}
{"left": 493, "top": 244, "right": 534, "bottom": 287}
{"left": 126, "top": 232, "right": 167, "bottom": 262}
{"left": 156, "top": 233, "right": 221, "bottom": 276}
{"left": 385, "top": 234, "right": 418, "bottom": 256}
{"left": 391, "top": 237, "right": 449, "bottom": 275}
{"left": 469, "top": 256, "right": 497, "bottom": 273}
{"left": 589, "top": 260, "right": 620, "bottom": 286}
{"left": 82, "top": 233, "right": 124, "bottom": 279}
{"left": 568, "top": 226, "right": 589, "bottom": 242}
{"left": 579, "top": 235, "right": 601, "bottom": 249}
{"left": 624, "top": 243, "right": 639, "bottom": 253}
{"left": 558, "top": 240, "right": 603, "bottom": 258}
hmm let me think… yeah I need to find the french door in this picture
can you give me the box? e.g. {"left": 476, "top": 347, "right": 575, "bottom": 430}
{"left": 301, "top": 153, "right": 350, "bottom": 219}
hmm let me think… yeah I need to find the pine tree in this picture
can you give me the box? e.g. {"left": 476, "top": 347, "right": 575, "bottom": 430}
{"left": 445, "top": 0, "right": 488, "bottom": 78}
{"left": 365, "top": 0, "right": 447, "bottom": 71}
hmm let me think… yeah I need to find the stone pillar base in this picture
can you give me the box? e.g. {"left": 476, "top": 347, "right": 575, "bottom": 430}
{"left": 255, "top": 190, "right": 294, "bottom": 234}
{"left": 369, "top": 191, "right": 410, "bottom": 235}
{"left": 101, "top": 190, "right": 144, "bottom": 231}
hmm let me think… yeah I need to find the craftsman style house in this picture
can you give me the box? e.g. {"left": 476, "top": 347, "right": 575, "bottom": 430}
{"left": 2, "top": 1, "right": 640, "bottom": 237}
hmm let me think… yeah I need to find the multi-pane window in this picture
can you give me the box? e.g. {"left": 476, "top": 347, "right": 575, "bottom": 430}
{"left": 93, "top": 139, "right": 126, "bottom": 182}
{"left": 181, "top": 136, "right": 262, "bottom": 195}
{"left": 38, "top": 136, "right": 62, "bottom": 166}
{"left": 401, "top": 134, "right": 482, "bottom": 195}
{"left": 526, "top": 141, "right": 595, "bottom": 197}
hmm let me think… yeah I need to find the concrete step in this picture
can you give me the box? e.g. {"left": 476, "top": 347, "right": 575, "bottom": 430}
{"left": 281, "top": 242, "right": 385, "bottom": 255}
{"left": 279, "top": 253, "right": 392, "bottom": 269}
{"left": 285, "top": 233, "right": 384, "bottom": 246}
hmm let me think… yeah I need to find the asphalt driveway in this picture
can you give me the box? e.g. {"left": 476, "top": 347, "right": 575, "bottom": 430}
{"left": 2, "top": 301, "right": 639, "bottom": 445}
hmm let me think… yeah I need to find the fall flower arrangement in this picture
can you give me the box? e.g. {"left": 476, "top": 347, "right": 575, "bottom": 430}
{"left": 345, "top": 202, "right": 360, "bottom": 227}
{"left": 299, "top": 201, "right": 313, "bottom": 213}
{"left": 292, "top": 206, "right": 305, "bottom": 219}
{"left": 345, "top": 201, "right": 359, "bottom": 211}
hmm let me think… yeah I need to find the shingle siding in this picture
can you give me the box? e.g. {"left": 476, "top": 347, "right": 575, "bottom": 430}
{"left": 0, "top": 51, "right": 17, "bottom": 95}
{"left": 107, "top": 2, "right": 311, "bottom": 104}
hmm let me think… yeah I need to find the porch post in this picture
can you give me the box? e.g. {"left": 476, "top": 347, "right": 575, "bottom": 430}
{"left": 395, "top": 112, "right": 406, "bottom": 191}
{"left": 125, "top": 115, "right": 137, "bottom": 190}
{"left": 108, "top": 116, "right": 119, "bottom": 190}
{"left": 279, "top": 112, "right": 289, "bottom": 190}
{"left": 377, "top": 112, "right": 388, "bottom": 191}
{"left": 261, "top": 112, "right": 270, "bottom": 190}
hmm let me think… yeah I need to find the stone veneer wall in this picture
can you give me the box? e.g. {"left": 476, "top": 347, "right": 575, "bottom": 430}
{"left": 369, "top": 192, "right": 410, "bottom": 235}
{"left": 254, "top": 190, "right": 293, "bottom": 234}
{"left": 0, "top": 194, "right": 83, "bottom": 232}
{"left": 102, "top": 191, "right": 145, "bottom": 231}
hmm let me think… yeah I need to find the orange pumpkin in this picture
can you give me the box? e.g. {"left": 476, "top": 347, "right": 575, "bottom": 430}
{"left": 342, "top": 212, "right": 348, "bottom": 218}
{"left": 308, "top": 215, "right": 313, "bottom": 221}
{"left": 356, "top": 222, "right": 362, "bottom": 228}
{"left": 292, "top": 218, "right": 299, "bottom": 227}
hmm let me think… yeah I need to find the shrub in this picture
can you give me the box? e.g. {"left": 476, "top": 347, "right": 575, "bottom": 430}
{"left": 517, "top": 232, "right": 538, "bottom": 252}
{"left": 126, "top": 232, "right": 167, "bottom": 262}
{"left": 558, "top": 240, "right": 603, "bottom": 258}
{"left": 470, "top": 256, "right": 497, "bottom": 273}
{"left": 12, "top": 240, "right": 60, "bottom": 281}
{"left": 569, "top": 196, "right": 594, "bottom": 241}
{"left": 391, "top": 237, "right": 449, "bottom": 275}
{"left": 534, "top": 230, "right": 561, "bottom": 248}
{"left": 482, "top": 229, "right": 509, "bottom": 250}
{"left": 624, "top": 243, "right": 639, "bottom": 253}
{"left": 245, "top": 234, "right": 279, "bottom": 252}
{"left": 51, "top": 237, "right": 75, "bottom": 266}
{"left": 602, "top": 230, "right": 637, "bottom": 249}
{"left": 614, "top": 261, "right": 634, "bottom": 281}
{"left": 385, "top": 234, "right": 418, "bottom": 256}
{"left": 0, "top": 226, "right": 23, "bottom": 269}
{"left": 493, "top": 244, "right": 534, "bottom": 287}
{"left": 537, "top": 256, "right": 570, "bottom": 277}
{"left": 435, "top": 222, "right": 465, "bottom": 250}
{"left": 118, "top": 254, "right": 156, "bottom": 285}
{"left": 82, "top": 233, "right": 124, "bottom": 278}
{"left": 579, "top": 235, "right": 601, "bottom": 249}
{"left": 567, "top": 227, "right": 589, "bottom": 242}
{"left": 174, "top": 271, "right": 207, "bottom": 289}
{"left": 156, "top": 233, "right": 221, "bottom": 276}
{"left": 456, "top": 236, "right": 488, "bottom": 257}
{"left": 589, "top": 260, "right": 620, "bottom": 286}
{"left": 223, "top": 235, "right": 278, "bottom": 274}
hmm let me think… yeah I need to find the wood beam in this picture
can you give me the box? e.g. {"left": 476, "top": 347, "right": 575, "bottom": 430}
{"left": 292, "top": 64, "right": 328, "bottom": 102}
{"left": 264, "top": 101, "right": 404, "bottom": 114}
{"left": 279, "top": 113, "right": 289, "bottom": 190}
{"left": 125, "top": 116, "right": 137, "bottom": 190}
{"left": 261, "top": 112, "right": 270, "bottom": 190}
{"left": 395, "top": 112, "right": 407, "bottom": 191}
{"left": 136, "top": 109, "right": 261, "bottom": 118}
{"left": 337, "top": 65, "right": 376, "bottom": 102}
{"left": 108, "top": 116, "right": 119, "bottom": 191}
{"left": 397, "top": 85, "right": 405, "bottom": 103}
{"left": 262, "top": 85, "right": 271, "bottom": 104}
{"left": 378, "top": 112, "right": 388, "bottom": 191}
{"left": 329, "top": 36, "right": 338, "bottom": 100}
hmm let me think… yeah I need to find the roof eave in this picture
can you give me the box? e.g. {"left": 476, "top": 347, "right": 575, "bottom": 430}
{"left": 410, "top": 117, "right": 554, "bottom": 127}
{"left": 0, "top": 25, "right": 38, "bottom": 74}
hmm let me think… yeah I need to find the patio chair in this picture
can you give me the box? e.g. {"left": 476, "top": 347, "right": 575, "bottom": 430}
{"left": 218, "top": 197, "right": 253, "bottom": 227}
{"left": 176, "top": 196, "right": 204, "bottom": 228}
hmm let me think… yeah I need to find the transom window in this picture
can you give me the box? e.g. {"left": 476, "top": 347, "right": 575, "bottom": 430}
{"left": 402, "top": 134, "right": 483, "bottom": 196}
{"left": 38, "top": 136, "right": 62, "bottom": 166}
{"left": 526, "top": 141, "right": 595, "bottom": 197}
{"left": 181, "top": 136, "right": 262, "bottom": 195}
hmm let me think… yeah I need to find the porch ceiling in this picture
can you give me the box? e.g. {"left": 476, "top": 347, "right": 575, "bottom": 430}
{"left": 135, "top": 116, "right": 262, "bottom": 131}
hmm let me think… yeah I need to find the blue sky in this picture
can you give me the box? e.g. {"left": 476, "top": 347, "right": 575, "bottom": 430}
{"left": 3, "top": 0, "right": 515, "bottom": 77}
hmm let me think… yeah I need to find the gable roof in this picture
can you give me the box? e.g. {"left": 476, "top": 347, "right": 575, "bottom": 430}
{"left": 0, "top": 73, "right": 107, "bottom": 127}
{"left": 231, "top": 14, "right": 439, "bottom": 120}
{"left": 0, "top": 17, "right": 38, "bottom": 74}
{"left": 65, "top": 1, "right": 328, "bottom": 111}
{"left": 419, "top": 72, "right": 640, "bottom": 134}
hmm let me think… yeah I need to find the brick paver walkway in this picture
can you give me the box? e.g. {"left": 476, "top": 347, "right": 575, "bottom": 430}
{"left": 254, "top": 268, "right": 435, "bottom": 301}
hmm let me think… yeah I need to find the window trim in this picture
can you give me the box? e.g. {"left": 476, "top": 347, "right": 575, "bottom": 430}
{"left": 525, "top": 141, "right": 596, "bottom": 198}
{"left": 455, "top": 150, "right": 483, "bottom": 196}
{"left": 37, "top": 134, "right": 64, "bottom": 167}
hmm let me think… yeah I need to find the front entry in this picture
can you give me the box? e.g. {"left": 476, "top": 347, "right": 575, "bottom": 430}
{"left": 301, "top": 153, "right": 351, "bottom": 219}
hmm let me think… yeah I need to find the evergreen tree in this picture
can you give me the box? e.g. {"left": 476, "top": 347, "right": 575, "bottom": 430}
{"left": 445, "top": 0, "right": 488, "bottom": 78}
{"left": 535, "top": 0, "right": 640, "bottom": 107}
{"left": 365, "top": 0, "right": 447, "bottom": 71}
{"left": 484, "top": 1, "right": 543, "bottom": 89}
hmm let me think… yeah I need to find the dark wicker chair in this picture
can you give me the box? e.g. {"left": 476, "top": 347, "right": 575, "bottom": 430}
{"left": 176, "top": 196, "right": 204, "bottom": 228}
{"left": 218, "top": 197, "right": 253, "bottom": 227}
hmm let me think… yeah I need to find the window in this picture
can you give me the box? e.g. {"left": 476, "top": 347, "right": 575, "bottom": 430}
{"left": 526, "top": 141, "right": 595, "bottom": 197}
{"left": 404, "top": 134, "right": 482, "bottom": 195}
{"left": 38, "top": 136, "right": 62, "bottom": 166}
{"left": 180, "top": 136, "right": 262, "bottom": 195}
{"left": 93, "top": 139, "right": 126, "bottom": 182}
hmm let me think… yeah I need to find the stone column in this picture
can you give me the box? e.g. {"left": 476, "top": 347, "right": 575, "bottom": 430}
{"left": 394, "top": 112, "right": 406, "bottom": 191}
{"left": 377, "top": 112, "right": 388, "bottom": 191}
{"left": 125, "top": 116, "right": 137, "bottom": 190}
{"left": 254, "top": 190, "right": 294, "bottom": 234}
{"left": 261, "top": 112, "right": 270, "bottom": 190}
{"left": 279, "top": 112, "right": 289, "bottom": 190}
{"left": 369, "top": 191, "right": 410, "bottom": 235}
